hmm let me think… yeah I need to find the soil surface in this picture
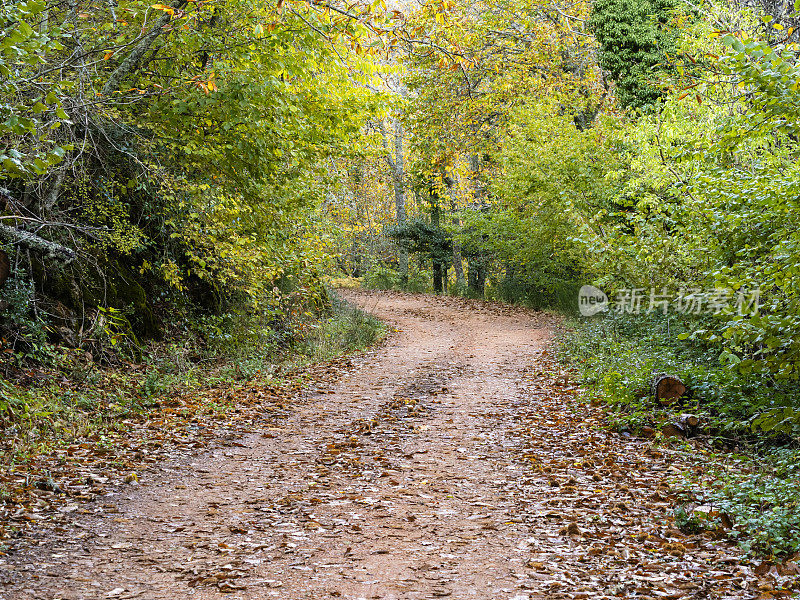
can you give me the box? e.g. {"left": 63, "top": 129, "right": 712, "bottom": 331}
{"left": 0, "top": 291, "right": 763, "bottom": 599}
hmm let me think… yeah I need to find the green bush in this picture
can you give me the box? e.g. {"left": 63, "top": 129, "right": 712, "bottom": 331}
{"left": 490, "top": 274, "right": 582, "bottom": 312}
{"left": 363, "top": 265, "right": 431, "bottom": 293}
{"left": 405, "top": 269, "right": 431, "bottom": 293}
{"left": 559, "top": 312, "right": 799, "bottom": 440}
{"left": 677, "top": 447, "right": 800, "bottom": 558}
{"left": 363, "top": 266, "right": 401, "bottom": 290}
{"left": 300, "top": 291, "right": 385, "bottom": 359}
{"left": 0, "top": 270, "right": 49, "bottom": 364}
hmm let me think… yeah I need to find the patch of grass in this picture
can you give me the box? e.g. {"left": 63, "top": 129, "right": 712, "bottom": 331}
{"left": 300, "top": 292, "right": 386, "bottom": 360}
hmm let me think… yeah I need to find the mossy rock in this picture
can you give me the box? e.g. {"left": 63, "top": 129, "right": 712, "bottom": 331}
{"left": 102, "top": 262, "right": 161, "bottom": 340}
{"left": 32, "top": 256, "right": 161, "bottom": 340}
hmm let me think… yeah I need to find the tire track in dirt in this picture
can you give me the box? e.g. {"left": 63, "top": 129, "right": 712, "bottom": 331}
{"left": 0, "top": 291, "right": 765, "bottom": 599}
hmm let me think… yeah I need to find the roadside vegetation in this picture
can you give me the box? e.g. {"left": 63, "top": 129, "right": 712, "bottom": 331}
{"left": 1, "top": 288, "right": 385, "bottom": 461}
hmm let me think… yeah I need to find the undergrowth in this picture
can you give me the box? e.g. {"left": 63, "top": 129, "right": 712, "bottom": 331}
{"left": 301, "top": 292, "right": 386, "bottom": 359}
{"left": 558, "top": 311, "right": 800, "bottom": 558}
{"left": 362, "top": 265, "right": 431, "bottom": 293}
{"left": 675, "top": 447, "right": 800, "bottom": 558}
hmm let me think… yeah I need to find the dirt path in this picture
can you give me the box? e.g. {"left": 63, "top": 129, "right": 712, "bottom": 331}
{"left": 1, "top": 291, "right": 761, "bottom": 600}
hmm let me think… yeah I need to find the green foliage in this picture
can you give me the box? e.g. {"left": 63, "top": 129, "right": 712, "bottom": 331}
{"left": 672, "top": 504, "right": 707, "bottom": 535}
{"left": 366, "top": 266, "right": 430, "bottom": 293}
{"left": 518, "top": 20, "right": 800, "bottom": 383}
{"left": 300, "top": 292, "right": 386, "bottom": 359}
{"left": 458, "top": 100, "right": 603, "bottom": 308}
{"left": 0, "top": 268, "right": 48, "bottom": 361}
{"left": 559, "top": 312, "right": 799, "bottom": 441}
{"left": 589, "top": 0, "right": 680, "bottom": 109}
{"left": 388, "top": 218, "right": 452, "bottom": 266}
{"left": 678, "top": 448, "right": 800, "bottom": 557}
{"left": 141, "top": 367, "right": 168, "bottom": 399}
{"left": 0, "top": 0, "right": 395, "bottom": 364}
{"left": 363, "top": 266, "right": 402, "bottom": 291}
{"left": 0, "top": 0, "right": 70, "bottom": 176}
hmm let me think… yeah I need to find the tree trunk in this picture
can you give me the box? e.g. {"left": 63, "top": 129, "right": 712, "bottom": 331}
{"left": 662, "top": 414, "right": 700, "bottom": 439}
{"left": 431, "top": 192, "right": 444, "bottom": 294}
{"left": 381, "top": 119, "right": 408, "bottom": 285}
{"left": 466, "top": 155, "right": 486, "bottom": 298}
{"left": 467, "top": 260, "right": 486, "bottom": 298}
{"left": 392, "top": 120, "right": 408, "bottom": 284}
{"left": 446, "top": 172, "right": 465, "bottom": 289}
{"left": 679, "top": 413, "right": 700, "bottom": 428}
{"left": 351, "top": 243, "right": 362, "bottom": 278}
{"left": 468, "top": 154, "right": 482, "bottom": 200}
{"left": 433, "top": 261, "right": 444, "bottom": 294}
{"left": 452, "top": 242, "right": 465, "bottom": 289}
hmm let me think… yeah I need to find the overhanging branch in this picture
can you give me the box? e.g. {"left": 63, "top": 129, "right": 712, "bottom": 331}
{"left": 0, "top": 223, "right": 77, "bottom": 265}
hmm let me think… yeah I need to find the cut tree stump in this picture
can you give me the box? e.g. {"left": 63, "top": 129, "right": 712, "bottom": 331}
{"left": 678, "top": 413, "right": 700, "bottom": 429}
{"left": 662, "top": 414, "right": 701, "bottom": 439}
{"left": 652, "top": 373, "right": 686, "bottom": 404}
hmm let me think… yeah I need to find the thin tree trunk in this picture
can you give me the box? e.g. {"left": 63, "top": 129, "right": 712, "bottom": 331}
{"left": 393, "top": 120, "right": 408, "bottom": 284}
{"left": 467, "top": 155, "right": 486, "bottom": 298}
{"left": 381, "top": 119, "right": 408, "bottom": 284}
{"left": 452, "top": 242, "right": 464, "bottom": 289}
{"left": 433, "top": 262, "right": 443, "bottom": 294}
{"left": 431, "top": 187, "right": 444, "bottom": 294}
{"left": 467, "top": 263, "right": 486, "bottom": 298}
{"left": 446, "top": 172, "right": 465, "bottom": 289}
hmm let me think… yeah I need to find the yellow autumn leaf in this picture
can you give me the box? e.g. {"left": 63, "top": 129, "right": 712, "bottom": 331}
{"left": 151, "top": 3, "right": 175, "bottom": 15}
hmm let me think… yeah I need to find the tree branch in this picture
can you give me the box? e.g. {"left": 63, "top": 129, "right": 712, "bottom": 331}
{"left": 101, "top": 1, "right": 187, "bottom": 97}
{"left": 0, "top": 223, "right": 77, "bottom": 265}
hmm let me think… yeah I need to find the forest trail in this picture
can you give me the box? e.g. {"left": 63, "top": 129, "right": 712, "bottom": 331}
{"left": 1, "top": 291, "right": 755, "bottom": 600}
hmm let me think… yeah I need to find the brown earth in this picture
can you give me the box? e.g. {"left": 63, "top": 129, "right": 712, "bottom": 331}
{"left": 0, "top": 291, "right": 770, "bottom": 599}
